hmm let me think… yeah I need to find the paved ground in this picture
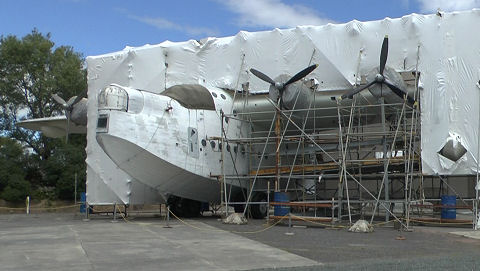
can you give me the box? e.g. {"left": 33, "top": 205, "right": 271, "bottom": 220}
{"left": 0, "top": 213, "right": 317, "bottom": 271}
{"left": 1, "top": 213, "right": 480, "bottom": 270}
{"left": 199, "top": 216, "right": 480, "bottom": 270}
{"left": 451, "top": 230, "right": 480, "bottom": 240}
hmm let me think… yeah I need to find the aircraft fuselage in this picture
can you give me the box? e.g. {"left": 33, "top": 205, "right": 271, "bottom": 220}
{"left": 96, "top": 84, "right": 249, "bottom": 203}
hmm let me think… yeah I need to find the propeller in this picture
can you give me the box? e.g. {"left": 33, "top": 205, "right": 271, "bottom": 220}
{"left": 250, "top": 64, "right": 318, "bottom": 106}
{"left": 340, "top": 35, "right": 415, "bottom": 105}
{"left": 52, "top": 90, "right": 87, "bottom": 143}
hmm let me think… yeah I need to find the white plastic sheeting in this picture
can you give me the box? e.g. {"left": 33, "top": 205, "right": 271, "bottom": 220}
{"left": 85, "top": 9, "right": 480, "bottom": 204}
{"left": 349, "top": 220, "right": 374, "bottom": 233}
{"left": 86, "top": 46, "right": 168, "bottom": 204}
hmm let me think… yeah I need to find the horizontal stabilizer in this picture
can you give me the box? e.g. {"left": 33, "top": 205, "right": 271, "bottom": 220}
{"left": 17, "top": 116, "right": 86, "bottom": 138}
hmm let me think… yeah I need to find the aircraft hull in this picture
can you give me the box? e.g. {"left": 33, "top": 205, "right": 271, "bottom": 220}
{"left": 94, "top": 86, "right": 250, "bottom": 203}
{"left": 96, "top": 133, "right": 222, "bottom": 203}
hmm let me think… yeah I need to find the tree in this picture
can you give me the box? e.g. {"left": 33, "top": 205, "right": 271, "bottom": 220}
{"left": 0, "top": 29, "right": 87, "bottom": 201}
{"left": 43, "top": 136, "right": 86, "bottom": 200}
{"left": 0, "top": 29, "right": 86, "bottom": 161}
{"left": 0, "top": 137, "right": 30, "bottom": 202}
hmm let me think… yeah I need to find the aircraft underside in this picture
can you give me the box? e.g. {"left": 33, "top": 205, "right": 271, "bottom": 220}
{"left": 96, "top": 133, "right": 222, "bottom": 203}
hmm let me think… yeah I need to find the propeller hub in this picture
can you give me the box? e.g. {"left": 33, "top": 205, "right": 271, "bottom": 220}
{"left": 275, "top": 82, "right": 284, "bottom": 90}
{"left": 250, "top": 64, "right": 318, "bottom": 107}
{"left": 375, "top": 74, "right": 385, "bottom": 82}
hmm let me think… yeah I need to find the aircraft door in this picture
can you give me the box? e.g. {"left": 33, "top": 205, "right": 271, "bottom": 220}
{"left": 188, "top": 127, "right": 199, "bottom": 158}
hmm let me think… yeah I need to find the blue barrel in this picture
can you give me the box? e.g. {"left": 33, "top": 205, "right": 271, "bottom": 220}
{"left": 200, "top": 202, "right": 209, "bottom": 213}
{"left": 441, "top": 195, "right": 456, "bottom": 219}
{"left": 274, "top": 192, "right": 290, "bottom": 216}
{"left": 80, "top": 192, "right": 87, "bottom": 213}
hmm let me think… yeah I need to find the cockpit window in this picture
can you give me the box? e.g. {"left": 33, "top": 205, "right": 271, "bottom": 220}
{"left": 98, "top": 85, "right": 128, "bottom": 111}
{"left": 161, "top": 84, "right": 216, "bottom": 110}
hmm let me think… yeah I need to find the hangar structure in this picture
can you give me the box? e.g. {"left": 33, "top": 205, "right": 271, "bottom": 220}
{"left": 76, "top": 9, "right": 480, "bottom": 226}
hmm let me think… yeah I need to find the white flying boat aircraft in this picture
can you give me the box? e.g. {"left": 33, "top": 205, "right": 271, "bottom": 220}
{"left": 19, "top": 36, "right": 416, "bottom": 218}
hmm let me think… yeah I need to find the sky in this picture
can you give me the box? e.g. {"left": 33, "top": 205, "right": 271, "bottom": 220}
{"left": 1, "top": 0, "right": 480, "bottom": 57}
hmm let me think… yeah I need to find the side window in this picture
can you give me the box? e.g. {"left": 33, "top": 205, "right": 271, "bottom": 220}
{"left": 188, "top": 127, "right": 199, "bottom": 158}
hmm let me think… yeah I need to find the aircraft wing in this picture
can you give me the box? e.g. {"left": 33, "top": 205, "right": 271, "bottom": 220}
{"left": 17, "top": 116, "right": 87, "bottom": 138}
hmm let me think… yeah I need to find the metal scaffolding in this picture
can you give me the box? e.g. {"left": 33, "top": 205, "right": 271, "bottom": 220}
{"left": 219, "top": 51, "right": 477, "bottom": 229}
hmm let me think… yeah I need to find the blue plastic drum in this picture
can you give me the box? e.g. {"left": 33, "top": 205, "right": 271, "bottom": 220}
{"left": 273, "top": 192, "right": 290, "bottom": 216}
{"left": 441, "top": 195, "right": 456, "bottom": 219}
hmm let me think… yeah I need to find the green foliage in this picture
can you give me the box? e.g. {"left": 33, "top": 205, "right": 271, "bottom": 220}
{"left": 0, "top": 29, "right": 87, "bottom": 202}
{"left": 0, "top": 28, "right": 86, "bottom": 159}
{"left": 0, "top": 137, "right": 26, "bottom": 192}
{"left": 0, "top": 137, "right": 30, "bottom": 202}
{"left": 44, "top": 135, "right": 86, "bottom": 200}
{"left": 1, "top": 174, "right": 31, "bottom": 202}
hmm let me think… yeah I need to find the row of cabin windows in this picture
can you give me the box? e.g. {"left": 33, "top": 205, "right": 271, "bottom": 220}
{"left": 188, "top": 140, "right": 268, "bottom": 160}
{"left": 211, "top": 92, "right": 226, "bottom": 100}
{"left": 199, "top": 139, "right": 245, "bottom": 154}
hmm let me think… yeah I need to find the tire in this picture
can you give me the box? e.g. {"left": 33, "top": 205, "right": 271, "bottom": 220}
{"left": 168, "top": 197, "right": 185, "bottom": 217}
{"left": 231, "top": 191, "right": 246, "bottom": 213}
{"left": 233, "top": 204, "right": 245, "bottom": 213}
{"left": 184, "top": 199, "right": 201, "bottom": 217}
{"left": 168, "top": 197, "right": 201, "bottom": 218}
{"left": 250, "top": 192, "right": 268, "bottom": 219}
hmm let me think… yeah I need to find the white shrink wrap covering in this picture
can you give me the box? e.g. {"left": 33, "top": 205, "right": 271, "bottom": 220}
{"left": 85, "top": 9, "right": 480, "bottom": 204}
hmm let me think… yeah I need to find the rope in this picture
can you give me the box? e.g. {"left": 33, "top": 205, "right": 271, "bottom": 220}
{"left": 168, "top": 209, "right": 289, "bottom": 234}
{"left": 0, "top": 203, "right": 81, "bottom": 210}
{"left": 274, "top": 215, "right": 474, "bottom": 228}
{"left": 0, "top": 206, "right": 28, "bottom": 210}
{"left": 114, "top": 204, "right": 290, "bottom": 234}
{"left": 115, "top": 206, "right": 154, "bottom": 226}
{"left": 407, "top": 218, "right": 473, "bottom": 225}
{"left": 279, "top": 215, "right": 393, "bottom": 228}
{"left": 372, "top": 219, "right": 395, "bottom": 227}
{"left": 288, "top": 214, "right": 346, "bottom": 228}
{"left": 7, "top": 202, "right": 472, "bottom": 229}
{"left": 369, "top": 218, "right": 473, "bottom": 226}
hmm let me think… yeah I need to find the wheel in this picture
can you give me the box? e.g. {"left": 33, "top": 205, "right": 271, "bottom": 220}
{"left": 233, "top": 203, "right": 245, "bottom": 213}
{"left": 231, "top": 191, "right": 246, "bottom": 213}
{"left": 168, "top": 197, "right": 201, "bottom": 217}
{"left": 168, "top": 196, "right": 185, "bottom": 217}
{"left": 250, "top": 192, "right": 268, "bottom": 219}
{"left": 184, "top": 199, "right": 201, "bottom": 217}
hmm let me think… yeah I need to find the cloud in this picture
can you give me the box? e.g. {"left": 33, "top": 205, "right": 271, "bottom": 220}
{"left": 416, "top": 0, "right": 480, "bottom": 12}
{"left": 125, "top": 13, "right": 218, "bottom": 37}
{"left": 219, "top": 0, "right": 333, "bottom": 28}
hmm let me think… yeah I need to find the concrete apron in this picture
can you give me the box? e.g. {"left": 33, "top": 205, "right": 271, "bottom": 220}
{"left": 0, "top": 214, "right": 320, "bottom": 271}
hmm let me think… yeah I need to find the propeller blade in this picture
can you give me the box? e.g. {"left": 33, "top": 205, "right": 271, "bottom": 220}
{"left": 52, "top": 94, "right": 67, "bottom": 108}
{"left": 66, "top": 112, "right": 70, "bottom": 144}
{"left": 341, "top": 81, "right": 376, "bottom": 100}
{"left": 250, "top": 68, "right": 276, "bottom": 85}
{"left": 379, "top": 35, "right": 388, "bottom": 75}
{"left": 66, "top": 96, "right": 77, "bottom": 108}
{"left": 284, "top": 64, "right": 318, "bottom": 87}
{"left": 383, "top": 79, "right": 415, "bottom": 105}
{"left": 70, "top": 90, "right": 87, "bottom": 107}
